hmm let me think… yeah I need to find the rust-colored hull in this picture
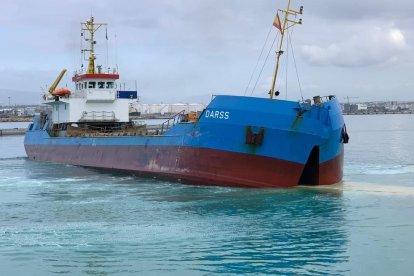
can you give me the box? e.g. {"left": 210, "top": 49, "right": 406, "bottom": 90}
{"left": 25, "top": 145, "right": 343, "bottom": 188}
{"left": 319, "top": 149, "right": 344, "bottom": 185}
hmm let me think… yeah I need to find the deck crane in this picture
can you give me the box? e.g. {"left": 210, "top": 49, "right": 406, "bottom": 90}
{"left": 48, "top": 69, "right": 71, "bottom": 96}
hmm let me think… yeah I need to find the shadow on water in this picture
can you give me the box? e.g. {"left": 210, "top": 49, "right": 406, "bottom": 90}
{"left": 0, "top": 158, "right": 352, "bottom": 275}
{"left": 159, "top": 188, "right": 349, "bottom": 275}
{"left": 13, "top": 157, "right": 414, "bottom": 275}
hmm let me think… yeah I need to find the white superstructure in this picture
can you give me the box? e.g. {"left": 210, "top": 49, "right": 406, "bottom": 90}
{"left": 43, "top": 17, "right": 137, "bottom": 126}
{"left": 45, "top": 75, "right": 133, "bottom": 124}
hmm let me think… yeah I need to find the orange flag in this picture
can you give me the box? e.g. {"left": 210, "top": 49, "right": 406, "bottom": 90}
{"left": 273, "top": 12, "right": 283, "bottom": 33}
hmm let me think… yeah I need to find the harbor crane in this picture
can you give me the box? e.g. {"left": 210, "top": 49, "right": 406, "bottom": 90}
{"left": 344, "top": 96, "right": 359, "bottom": 105}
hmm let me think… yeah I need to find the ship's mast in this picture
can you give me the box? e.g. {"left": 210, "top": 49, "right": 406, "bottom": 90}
{"left": 269, "top": 0, "right": 303, "bottom": 99}
{"left": 81, "top": 17, "right": 107, "bottom": 74}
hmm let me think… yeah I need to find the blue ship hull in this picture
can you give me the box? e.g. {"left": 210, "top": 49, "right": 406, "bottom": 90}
{"left": 25, "top": 95, "right": 346, "bottom": 188}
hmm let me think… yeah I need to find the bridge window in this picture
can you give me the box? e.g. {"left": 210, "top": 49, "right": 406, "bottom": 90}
{"left": 88, "top": 82, "right": 96, "bottom": 89}
{"left": 84, "top": 82, "right": 87, "bottom": 89}
{"left": 98, "top": 81, "right": 105, "bottom": 89}
{"left": 106, "top": 82, "right": 114, "bottom": 89}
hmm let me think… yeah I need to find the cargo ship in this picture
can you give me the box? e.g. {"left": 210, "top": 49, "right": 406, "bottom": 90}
{"left": 24, "top": 1, "right": 348, "bottom": 188}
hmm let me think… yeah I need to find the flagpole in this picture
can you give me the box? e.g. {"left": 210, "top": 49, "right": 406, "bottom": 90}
{"left": 269, "top": 0, "right": 302, "bottom": 99}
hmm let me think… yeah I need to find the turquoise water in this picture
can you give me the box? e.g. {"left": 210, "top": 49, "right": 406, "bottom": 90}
{"left": 0, "top": 115, "right": 413, "bottom": 275}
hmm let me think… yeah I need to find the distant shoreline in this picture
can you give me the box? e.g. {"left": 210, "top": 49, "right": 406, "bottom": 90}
{"left": 0, "top": 117, "right": 33, "bottom": 123}
{"left": 344, "top": 111, "right": 414, "bottom": 115}
{"left": 1, "top": 111, "right": 413, "bottom": 123}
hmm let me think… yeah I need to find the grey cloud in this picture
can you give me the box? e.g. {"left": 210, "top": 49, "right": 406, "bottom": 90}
{"left": 309, "top": 0, "right": 414, "bottom": 21}
{"left": 1, "top": 0, "right": 414, "bottom": 103}
{"left": 300, "top": 25, "right": 408, "bottom": 67}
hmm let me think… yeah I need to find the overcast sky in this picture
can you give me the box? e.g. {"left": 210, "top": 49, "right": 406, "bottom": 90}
{"left": 0, "top": 0, "right": 413, "bottom": 105}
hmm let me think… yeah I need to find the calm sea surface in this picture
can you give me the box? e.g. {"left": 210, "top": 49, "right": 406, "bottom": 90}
{"left": 0, "top": 115, "right": 413, "bottom": 275}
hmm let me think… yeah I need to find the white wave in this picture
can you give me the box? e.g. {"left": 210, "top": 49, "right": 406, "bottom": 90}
{"left": 303, "top": 182, "right": 414, "bottom": 196}
{"left": 346, "top": 164, "right": 414, "bottom": 175}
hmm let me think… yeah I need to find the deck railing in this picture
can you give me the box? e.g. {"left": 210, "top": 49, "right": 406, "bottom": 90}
{"left": 160, "top": 110, "right": 186, "bottom": 135}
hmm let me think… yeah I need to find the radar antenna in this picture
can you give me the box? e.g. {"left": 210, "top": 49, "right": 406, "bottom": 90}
{"left": 81, "top": 17, "right": 107, "bottom": 74}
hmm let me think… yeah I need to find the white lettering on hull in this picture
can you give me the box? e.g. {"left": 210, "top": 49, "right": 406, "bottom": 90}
{"left": 205, "top": 110, "right": 230, "bottom": 120}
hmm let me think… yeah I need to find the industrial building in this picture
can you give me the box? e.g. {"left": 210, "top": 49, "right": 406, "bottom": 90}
{"left": 132, "top": 103, "right": 207, "bottom": 116}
